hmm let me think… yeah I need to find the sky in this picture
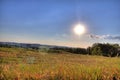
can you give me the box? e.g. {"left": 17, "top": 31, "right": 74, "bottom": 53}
{"left": 0, "top": 0, "right": 120, "bottom": 48}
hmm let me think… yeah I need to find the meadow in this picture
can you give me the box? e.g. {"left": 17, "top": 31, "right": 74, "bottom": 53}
{"left": 0, "top": 47, "right": 120, "bottom": 80}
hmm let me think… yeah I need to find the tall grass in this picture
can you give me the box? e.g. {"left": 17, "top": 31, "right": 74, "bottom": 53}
{"left": 0, "top": 47, "right": 120, "bottom": 80}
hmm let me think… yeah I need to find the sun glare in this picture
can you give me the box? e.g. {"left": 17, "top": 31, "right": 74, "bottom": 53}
{"left": 73, "top": 24, "right": 86, "bottom": 35}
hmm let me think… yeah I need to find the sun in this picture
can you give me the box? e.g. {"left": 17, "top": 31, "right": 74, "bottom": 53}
{"left": 73, "top": 24, "right": 86, "bottom": 35}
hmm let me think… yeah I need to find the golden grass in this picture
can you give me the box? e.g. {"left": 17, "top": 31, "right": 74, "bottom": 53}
{"left": 0, "top": 47, "right": 120, "bottom": 80}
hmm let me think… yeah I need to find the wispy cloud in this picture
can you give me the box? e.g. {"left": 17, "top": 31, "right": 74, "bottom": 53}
{"left": 89, "top": 34, "right": 120, "bottom": 40}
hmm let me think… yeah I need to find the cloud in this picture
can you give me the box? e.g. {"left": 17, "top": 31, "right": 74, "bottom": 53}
{"left": 89, "top": 34, "right": 120, "bottom": 40}
{"left": 106, "top": 36, "right": 120, "bottom": 40}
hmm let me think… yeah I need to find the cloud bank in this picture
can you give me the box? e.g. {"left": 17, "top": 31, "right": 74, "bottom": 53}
{"left": 90, "top": 34, "right": 120, "bottom": 40}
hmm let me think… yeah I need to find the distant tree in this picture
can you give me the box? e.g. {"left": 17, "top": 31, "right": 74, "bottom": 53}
{"left": 90, "top": 43, "right": 119, "bottom": 57}
{"left": 91, "top": 46, "right": 102, "bottom": 55}
{"left": 87, "top": 47, "right": 91, "bottom": 55}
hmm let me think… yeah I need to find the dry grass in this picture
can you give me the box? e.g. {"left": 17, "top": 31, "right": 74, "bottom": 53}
{"left": 0, "top": 47, "right": 120, "bottom": 80}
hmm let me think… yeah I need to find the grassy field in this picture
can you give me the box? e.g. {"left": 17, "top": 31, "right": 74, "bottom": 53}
{"left": 0, "top": 47, "right": 120, "bottom": 80}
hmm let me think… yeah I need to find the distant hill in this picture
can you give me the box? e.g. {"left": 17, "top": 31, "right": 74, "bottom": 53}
{"left": 0, "top": 42, "right": 87, "bottom": 54}
{"left": 0, "top": 42, "right": 69, "bottom": 49}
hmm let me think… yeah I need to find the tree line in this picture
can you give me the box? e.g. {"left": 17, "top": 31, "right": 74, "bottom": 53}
{"left": 51, "top": 43, "right": 120, "bottom": 57}
{"left": 0, "top": 42, "right": 120, "bottom": 57}
{"left": 87, "top": 43, "right": 120, "bottom": 57}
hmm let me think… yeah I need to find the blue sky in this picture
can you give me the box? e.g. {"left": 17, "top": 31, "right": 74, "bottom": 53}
{"left": 0, "top": 0, "right": 120, "bottom": 48}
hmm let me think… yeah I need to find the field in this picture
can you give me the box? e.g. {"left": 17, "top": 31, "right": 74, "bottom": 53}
{"left": 0, "top": 47, "right": 120, "bottom": 80}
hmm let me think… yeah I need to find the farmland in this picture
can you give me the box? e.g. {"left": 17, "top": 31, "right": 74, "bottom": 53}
{"left": 0, "top": 47, "right": 120, "bottom": 80}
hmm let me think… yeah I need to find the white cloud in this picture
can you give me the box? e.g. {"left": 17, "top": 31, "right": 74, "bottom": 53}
{"left": 89, "top": 34, "right": 120, "bottom": 40}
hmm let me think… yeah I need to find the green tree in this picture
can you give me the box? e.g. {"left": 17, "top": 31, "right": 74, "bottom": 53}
{"left": 91, "top": 46, "right": 102, "bottom": 55}
{"left": 90, "top": 43, "right": 119, "bottom": 57}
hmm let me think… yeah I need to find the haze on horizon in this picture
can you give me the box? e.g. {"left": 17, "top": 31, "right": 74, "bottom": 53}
{"left": 0, "top": 0, "right": 120, "bottom": 48}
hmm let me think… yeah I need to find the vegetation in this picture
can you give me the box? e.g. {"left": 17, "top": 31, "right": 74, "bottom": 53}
{"left": 0, "top": 42, "right": 120, "bottom": 57}
{"left": 0, "top": 47, "right": 120, "bottom": 80}
{"left": 88, "top": 43, "right": 120, "bottom": 57}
